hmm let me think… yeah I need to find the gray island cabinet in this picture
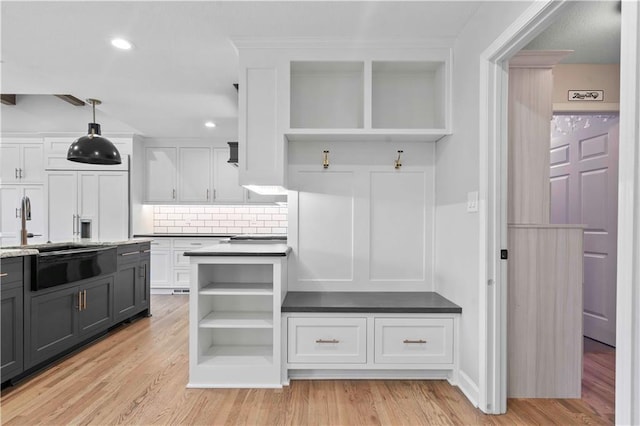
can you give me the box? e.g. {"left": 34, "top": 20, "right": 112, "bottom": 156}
{"left": 0, "top": 240, "right": 152, "bottom": 386}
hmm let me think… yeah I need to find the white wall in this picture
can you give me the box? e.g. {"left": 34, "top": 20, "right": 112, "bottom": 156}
{"left": 434, "top": 1, "right": 535, "bottom": 403}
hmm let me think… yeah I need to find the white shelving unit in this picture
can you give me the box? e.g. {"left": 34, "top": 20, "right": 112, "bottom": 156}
{"left": 188, "top": 256, "right": 287, "bottom": 388}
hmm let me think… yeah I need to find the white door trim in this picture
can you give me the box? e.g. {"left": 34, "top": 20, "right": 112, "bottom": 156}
{"left": 616, "top": 1, "right": 640, "bottom": 423}
{"left": 479, "top": 0, "right": 569, "bottom": 414}
{"left": 481, "top": 0, "right": 640, "bottom": 421}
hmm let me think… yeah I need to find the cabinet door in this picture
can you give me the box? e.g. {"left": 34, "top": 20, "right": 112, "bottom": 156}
{"left": 47, "top": 171, "right": 78, "bottom": 242}
{"left": 21, "top": 144, "right": 44, "bottom": 183}
{"left": 79, "top": 277, "right": 113, "bottom": 337}
{"left": 145, "top": 147, "right": 177, "bottom": 202}
{"left": 150, "top": 249, "right": 172, "bottom": 288}
{"left": 0, "top": 186, "right": 21, "bottom": 246}
{"left": 213, "top": 148, "right": 245, "bottom": 203}
{"left": 23, "top": 186, "right": 47, "bottom": 245}
{"left": 179, "top": 147, "right": 211, "bottom": 203}
{"left": 27, "top": 286, "right": 79, "bottom": 368}
{"left": 95, "top": 172, "right": 128, "bottom": 241}
{"left": 114, "top": 260, "right": 138, "bottom": 322}
{"left": 0, "top": 145, "right": 21, "bottom": 184}
{"left": 1, "top": 286, "right": 24, "bottom": 381}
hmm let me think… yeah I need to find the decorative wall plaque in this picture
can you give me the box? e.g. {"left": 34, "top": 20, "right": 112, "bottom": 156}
{"left": 568, "top": 90, "right": 604, "bottom": 101}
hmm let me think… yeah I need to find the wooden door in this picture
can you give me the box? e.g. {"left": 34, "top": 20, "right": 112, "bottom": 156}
{"left": 549, "top": 114, "right": 619, "bottom": 346}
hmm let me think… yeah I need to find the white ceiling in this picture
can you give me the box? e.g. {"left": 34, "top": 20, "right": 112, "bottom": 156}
{"left": 0, "top": 1, "right": 481, "bottom": 140}
{"left": 1, "top": 1, "right": 621, "bottom": 140}
{"left": 525, "top": 0, "right": 621, "bottom": 63}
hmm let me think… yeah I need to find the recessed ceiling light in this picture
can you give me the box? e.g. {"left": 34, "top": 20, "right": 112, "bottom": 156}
{"left": 205, "top": 121, "right": 216, "bottom": 128}
{"left": 111, "top": 38, "right": 133, "bottom": 50}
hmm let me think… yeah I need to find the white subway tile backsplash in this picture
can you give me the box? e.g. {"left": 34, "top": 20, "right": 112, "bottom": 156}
{"left": 152, "top": 205, "right": 287, "bottom": 235}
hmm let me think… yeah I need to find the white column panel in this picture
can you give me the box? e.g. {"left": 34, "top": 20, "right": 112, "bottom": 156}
{"left": 296, "top": 171, "right": 354, "bottom": 283}
{"left": 369, "top": 171, "right": 426, "bottom": 281}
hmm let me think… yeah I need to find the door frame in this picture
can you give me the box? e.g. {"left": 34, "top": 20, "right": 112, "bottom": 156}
{"left": 479, "top": 0, "right": 640, "bottom": 422}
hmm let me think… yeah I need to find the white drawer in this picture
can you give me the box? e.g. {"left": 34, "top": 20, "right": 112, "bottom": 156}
{"left": 174, "top": 250, "right": 189, "bottom": 267}
{"left": 288, "top": 317, "right": 366, "bottom": 364}
{"left": 174, "top": 269, "right": 190, "bottom": 287}
{"left": 173, "top": 238, "right": 222, "bottom": 249}
{"left": 374, "top": 318, "right": 453, "bottom": 364}
{"left": 150, "top": 239, "right": 171, "bottom": 249}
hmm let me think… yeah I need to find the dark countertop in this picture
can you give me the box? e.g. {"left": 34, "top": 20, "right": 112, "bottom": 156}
{"left": 0, "top": 238, "right": 153, "bottom": 258}
{"left": 282, "top": 291, "right": 462, "bottom": 314}
{"left": 184, "top": 242, "right": 291, "bottom": 257}
{"left": 133, "top": 234, "right": 234, "bottom": 238}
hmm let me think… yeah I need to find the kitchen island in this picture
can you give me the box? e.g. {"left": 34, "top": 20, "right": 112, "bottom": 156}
{"left": 0, "top": 239, "right": 153, "bottom": 386}
{"left": 184, "top": 241, "right": 290, "bottom": 388}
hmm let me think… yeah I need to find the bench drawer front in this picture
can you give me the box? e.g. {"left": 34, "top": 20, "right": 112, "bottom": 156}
{"left": 374, "top": 318, "right": 453, "bottom": 364}
{"left": 150, "top": 239, "right": 171, "bottom": 249}
{"left": 288, "top": 317, "right": 366, "bottom": 364}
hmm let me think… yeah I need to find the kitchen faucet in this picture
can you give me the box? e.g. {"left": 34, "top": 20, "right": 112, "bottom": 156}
{"left": 20, "top": 195, "right": 31, "bottom": 246}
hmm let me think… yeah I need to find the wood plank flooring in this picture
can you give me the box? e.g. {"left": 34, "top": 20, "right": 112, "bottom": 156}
{"left": 0, "top": 295, "right": 615, "bottom": 425}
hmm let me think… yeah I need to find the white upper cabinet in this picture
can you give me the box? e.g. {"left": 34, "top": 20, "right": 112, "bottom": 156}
{"left": 0, "top": 185, "right": 47, "bottom": 246}
{"left": 145, "top": 147, "right": 178, "bottom": 203}
{"left": 212, "top": 148, "right": 245, "bottom": 203}
{"left": 234, "top": 42, "right": 452, "bottom": 189}
{"left": 0, "top": 139, "right": 44, "bottom": 184}
{"left": 178, "top": 147, "right": 211, "bottom": 203}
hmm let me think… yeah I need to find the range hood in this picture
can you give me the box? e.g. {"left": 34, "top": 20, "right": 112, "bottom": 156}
{"left": 227, "top": 141, "right": 238, "bottom": 166}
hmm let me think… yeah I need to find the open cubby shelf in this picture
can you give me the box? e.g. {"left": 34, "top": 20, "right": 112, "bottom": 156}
{"left": 199, "top": 282, "right": 273, "bottom": 295}
{"left": 199, "top": 311, "right": 273, "bottom": 329}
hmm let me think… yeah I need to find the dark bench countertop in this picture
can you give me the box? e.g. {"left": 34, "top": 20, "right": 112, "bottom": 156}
{"left": 282, "top": 291, "right": 461, "bottom": 314}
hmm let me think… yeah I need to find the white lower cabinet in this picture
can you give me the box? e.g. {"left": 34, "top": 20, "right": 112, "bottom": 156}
{"left": 149, "top": 238, "right": 224, "bottom": 292}
{"left": 188, "top": 256, "right": 287, "bottom": 388}
{"left": 284, "top": 314, "right": 459, "bottom": 380}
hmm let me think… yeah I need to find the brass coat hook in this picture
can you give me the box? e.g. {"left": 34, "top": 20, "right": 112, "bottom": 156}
{"left": 323, "top": 150, "right": 330, "bottom": 169}
{"left": 394, "top": 150, "right": 403, "bottom": 169}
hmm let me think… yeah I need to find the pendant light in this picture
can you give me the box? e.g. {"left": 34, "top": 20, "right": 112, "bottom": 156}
{"left": 67, "top": 98, "right": 122, "bottom": 165}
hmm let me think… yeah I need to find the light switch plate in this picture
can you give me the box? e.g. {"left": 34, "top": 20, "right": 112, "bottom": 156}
{"left": 467, "top": 191, "right": 479, "bottom": 213}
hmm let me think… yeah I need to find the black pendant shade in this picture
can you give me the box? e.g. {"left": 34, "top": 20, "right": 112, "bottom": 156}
{"left": 67, "top": 99, "right": 122, "bottom": 165}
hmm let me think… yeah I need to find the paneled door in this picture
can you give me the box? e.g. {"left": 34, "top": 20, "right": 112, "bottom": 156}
{"left": 549, "top": 114, "right": 619, "bottom": 346}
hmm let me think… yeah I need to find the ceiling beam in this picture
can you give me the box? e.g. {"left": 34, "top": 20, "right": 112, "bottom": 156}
{"left": 55, "top": 94, "right": 85, "bottom": 106}
{"left": 1, "top": 94, "right": 16, "bottom": 105}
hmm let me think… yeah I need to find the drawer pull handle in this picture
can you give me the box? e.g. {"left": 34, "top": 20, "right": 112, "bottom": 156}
{"left": 120, "top": 251, "right": 138, "bottom": 256}
{"left": 0, "top": 273, "right": 8, "bottom": 278}
{"left": 141, "top": 249, "right": 151, "bottom": 253}
{"left": 403, "top": 339, "right": 427, "bottom": 344}
{"left": 315, "top": 339, "right": 340, "bottom": 344}
{"left": 190, "top": 243, "right": 202, "bottom": 246}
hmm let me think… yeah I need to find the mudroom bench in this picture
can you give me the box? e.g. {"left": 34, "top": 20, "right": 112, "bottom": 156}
{"left": 281, "top": 292, "right": 462, "bottom": 384}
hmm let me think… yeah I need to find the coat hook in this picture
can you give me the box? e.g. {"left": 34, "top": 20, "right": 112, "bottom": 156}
{"left": 323, "top": 150, "right": 330, "bottom": 169}
{"left": 394, "top": 150, "right": 403, "bottom": 169}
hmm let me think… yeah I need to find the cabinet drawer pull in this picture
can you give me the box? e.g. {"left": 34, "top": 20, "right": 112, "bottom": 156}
{"left": 120, "top": 251, "right": 138, "bottom": 256}
{"left": 83, "top": 290, "right": 87, "bottom": 310}
{"left": 141, "top": 249, "right": 151, "bottom": 253}
{"left": 403, "top": 339, "right": 427, "bottom": 344}
{"left": 172, "top": 189, "right": 176, "bottom": 199}
{"left": 190, "top": 243, "right": 202, "bottom": 246}
{"left": 315, "top": 339, "right": 340, "bottom": 344}
{"left": 0, "top": 273, "right": 8, "bottom": 278}
{"left": 15, "top": 168, "right": 19, "bottom": 179}
{"left": 19, "top": 168, "right": 23, "bottom": 179}
{"left": 77, "top": 291, "right": 82, "bottom": 311}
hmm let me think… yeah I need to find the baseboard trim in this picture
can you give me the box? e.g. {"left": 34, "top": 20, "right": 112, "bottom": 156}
{"left": 287, "top": 369, "right": 452, "bottom": 380}
{"left": 457, "top": 369, "right": 480, "bottom": 408}
{"left": 151, "top": 288, "right": 189, "bottom": 295}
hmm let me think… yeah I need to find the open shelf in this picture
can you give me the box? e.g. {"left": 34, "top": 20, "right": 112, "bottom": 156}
{"left": 200, "top": 282, "right": 273, "bottom": 296}
{"left": 199, "top": 345, "right": 273, "bottom": 366}
{"left": 199, "top": 311, "right": 273, "bottom": 329}
{"left": 290, "top": 61, "right": 364, "bottom": 129}
{"left": 285, "top": 128, "right": 449, "bottom": 143}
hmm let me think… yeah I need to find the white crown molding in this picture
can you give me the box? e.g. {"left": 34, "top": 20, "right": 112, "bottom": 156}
{"left": 230, "top": 37, "right": 455, "bottom": 50}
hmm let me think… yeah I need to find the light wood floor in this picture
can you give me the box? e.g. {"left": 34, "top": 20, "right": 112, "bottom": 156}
{"left": 0, "top": 295, "right": 615, "bottom": 425}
